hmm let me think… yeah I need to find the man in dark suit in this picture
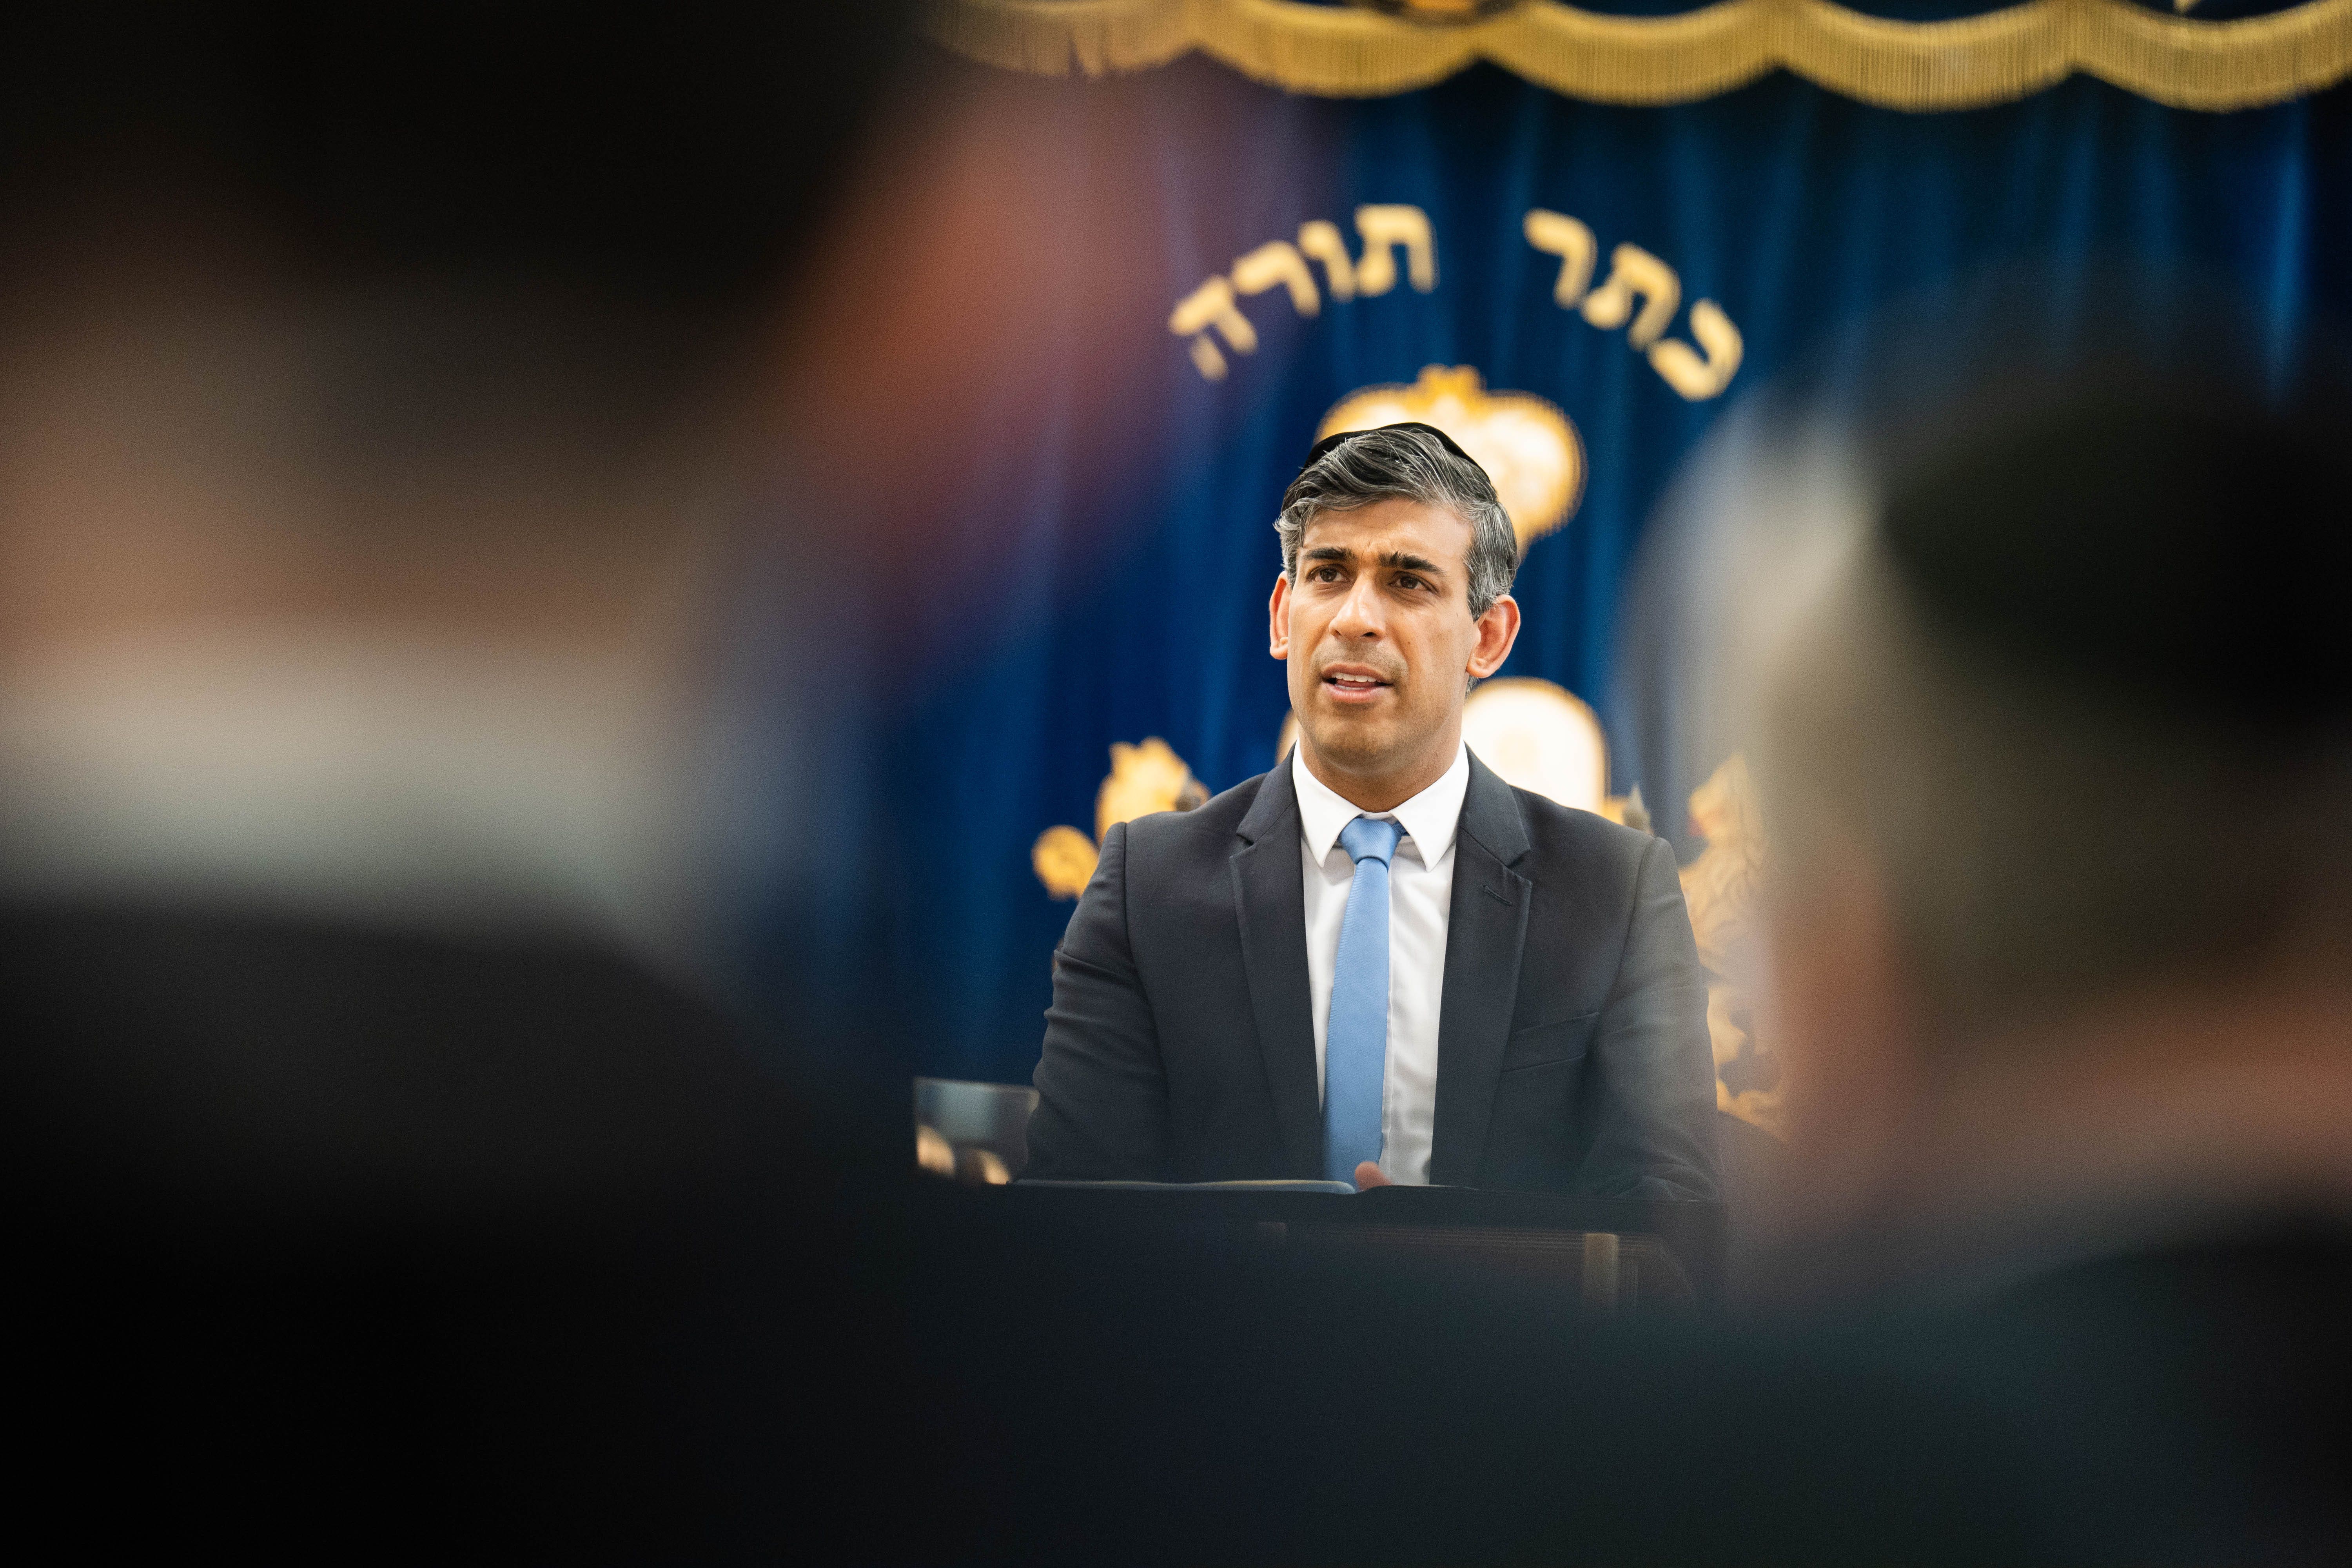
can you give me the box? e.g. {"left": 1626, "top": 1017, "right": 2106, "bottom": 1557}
{"left": 1028, "top": 424, "right": 1718, "bottom": 1196}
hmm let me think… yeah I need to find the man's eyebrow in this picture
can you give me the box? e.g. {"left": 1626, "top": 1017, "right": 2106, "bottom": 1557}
{"left": 1299, "top": 544, "right": 1450, "bottom": 577}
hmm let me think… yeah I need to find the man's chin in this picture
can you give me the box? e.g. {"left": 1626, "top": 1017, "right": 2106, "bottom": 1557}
{"left": 1299, "top": 715, "right": 1395, "bottom": 771}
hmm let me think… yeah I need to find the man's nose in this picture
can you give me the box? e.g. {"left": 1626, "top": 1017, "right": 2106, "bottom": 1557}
{"left": 1329, "top": 573, "right": 1385, "bottom": 638}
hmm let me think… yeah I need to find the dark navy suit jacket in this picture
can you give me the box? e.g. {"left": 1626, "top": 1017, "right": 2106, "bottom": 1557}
{"left": 1027, "top": 751, "right": 1720, "bottom": 1198}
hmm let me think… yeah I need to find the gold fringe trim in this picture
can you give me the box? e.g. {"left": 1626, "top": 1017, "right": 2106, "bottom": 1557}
{"left": 921, "top": 0, "right": 2352, "bottom": 111}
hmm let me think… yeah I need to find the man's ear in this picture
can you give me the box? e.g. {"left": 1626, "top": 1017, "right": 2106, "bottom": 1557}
{"left": 1269, "top": 573, "right": 1293, "bottom": 660}
{"left": 1467, "top": 594, "right": 1521, "bottom": 678}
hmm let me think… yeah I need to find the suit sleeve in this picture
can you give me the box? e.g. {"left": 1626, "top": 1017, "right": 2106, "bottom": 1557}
{"left": 1023, "top": 821, "right": 1175, "bottom": 1182}
{"left": 1573, "top": 835, "right": 1721, "bottom": 1202}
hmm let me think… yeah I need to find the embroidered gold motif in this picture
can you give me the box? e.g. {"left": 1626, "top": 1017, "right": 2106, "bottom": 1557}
{"left": 1033, "top": 737, "right": 1210, "bottom": 898}
{"left": 1458, "top": 677, "right": 1608, "bottom": 812}
{"left": 1319, "top": 365, "right": 1584, "bottom": 550}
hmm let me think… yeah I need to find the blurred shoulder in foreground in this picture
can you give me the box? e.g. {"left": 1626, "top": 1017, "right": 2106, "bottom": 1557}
{"left": 1727, "top": 359, "right": 2352, "bottom": 1560}
{"left": 0, "top": 4, "right": 931, "bottom": 1553}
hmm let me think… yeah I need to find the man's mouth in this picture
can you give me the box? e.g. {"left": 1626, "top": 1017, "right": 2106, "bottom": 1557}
{"left": 1321, "top": 666, "right": 1393, "bottom": 704}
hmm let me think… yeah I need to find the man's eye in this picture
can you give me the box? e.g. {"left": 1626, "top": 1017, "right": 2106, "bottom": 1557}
{"left": 1309, "top": 566, "right": 1341, "bottom": 582}
{"left": 1396, "top": 575, "right": 1426, "bottom": 592}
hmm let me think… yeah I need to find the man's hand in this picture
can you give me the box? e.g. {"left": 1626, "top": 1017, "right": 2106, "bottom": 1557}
{"left": 1354, "top": 1161, "right": 1392, "bottom": 1190}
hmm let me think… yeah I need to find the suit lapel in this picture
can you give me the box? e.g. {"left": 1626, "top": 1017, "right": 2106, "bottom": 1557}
{"left": 1429, "top": 753, "right": 1533, "bottom": 1187}
{"left": 1231, "top": 761, "right": 1322, "bottom": 1178}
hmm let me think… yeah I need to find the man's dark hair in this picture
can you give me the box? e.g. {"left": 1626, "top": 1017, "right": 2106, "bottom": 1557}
{"left": 1277, "top": 424, "right": 1520, "bottom": 617}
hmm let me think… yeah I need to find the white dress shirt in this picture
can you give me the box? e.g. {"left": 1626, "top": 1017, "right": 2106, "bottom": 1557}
{"left": 1293, "top": 742, "right": 1470, "bottom": 1185}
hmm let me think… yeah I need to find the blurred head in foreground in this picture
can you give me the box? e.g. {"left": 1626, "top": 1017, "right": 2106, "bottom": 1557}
{"left": 1735, "top": 373, "right": 2352, "bottom": 1298}
{"left": 0, "top": 7, "right": 927, "bottom": 1552}
{"left": 0, "top": 7, "right": 907, "bottom": 971}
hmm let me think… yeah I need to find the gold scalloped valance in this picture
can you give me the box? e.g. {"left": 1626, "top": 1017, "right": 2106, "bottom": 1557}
{"left": 921, "top": 0, "right": 2352, "bottom": 110}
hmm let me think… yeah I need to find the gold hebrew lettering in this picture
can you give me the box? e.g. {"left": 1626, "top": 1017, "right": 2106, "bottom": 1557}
{"left": 1296, "top": 220, "right": 1356, "bottom": 303}
{"left": 1169, "top": 276, "right": 1258, "bottom": 352}
{"left": 1353, "top": 205, "right": 1437, "bottom": 297}
{"left": 1646, "top": 299, "right": 1744, "bottom": 401}
{"left": 1578, "top": 243, "right": 1680, "bottom": 349}
{"left": 1523, "top": 209, "right": 1598, "bottom": 307}
{"left": 1169, "top": 275, "right": 1259, "bottom": 382}
{"left": 1231, "top": 241, "right": 1321, "bottom": 317}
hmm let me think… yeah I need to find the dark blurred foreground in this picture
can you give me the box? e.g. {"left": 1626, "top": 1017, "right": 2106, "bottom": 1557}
{"left": 3, "top": 8, "right": 2348, "bottom": 1563}
{"left": 19, "top": 918, "right": 2344, "bottom": 1563}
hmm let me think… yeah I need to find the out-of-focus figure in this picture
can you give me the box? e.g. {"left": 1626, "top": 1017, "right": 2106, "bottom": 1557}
{"left": 1733, "top": 373, "right": 2352, "bottom": 1557}
{"left": 0, "top": 6, "right": 922, "bottom": 1553}
{"left": 1032, "top": 735, "right": 1209, "bottom": 897}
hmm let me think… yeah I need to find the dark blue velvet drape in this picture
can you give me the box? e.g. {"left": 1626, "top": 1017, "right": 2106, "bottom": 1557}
{"left": 741, "top": 52, "right": 2351, "bottom": 1088}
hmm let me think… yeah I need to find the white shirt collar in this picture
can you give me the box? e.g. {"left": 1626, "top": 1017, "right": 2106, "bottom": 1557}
{"left": 1290, "top": 740, "right": 1470, "bottom": 867}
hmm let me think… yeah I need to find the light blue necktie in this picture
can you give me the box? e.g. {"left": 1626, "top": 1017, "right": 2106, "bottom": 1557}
{"left": 1325, "top": 815, "right": 1403, "bottom": 1184}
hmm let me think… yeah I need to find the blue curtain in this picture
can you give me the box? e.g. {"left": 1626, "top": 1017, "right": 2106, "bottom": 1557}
{"left": 740, "top": 52, "right": 2351, "bottom": 1087}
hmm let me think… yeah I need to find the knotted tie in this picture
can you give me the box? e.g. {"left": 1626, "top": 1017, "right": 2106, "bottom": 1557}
{"left": 1325, "top": 814, "right": 1403, "bottom": 1184}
